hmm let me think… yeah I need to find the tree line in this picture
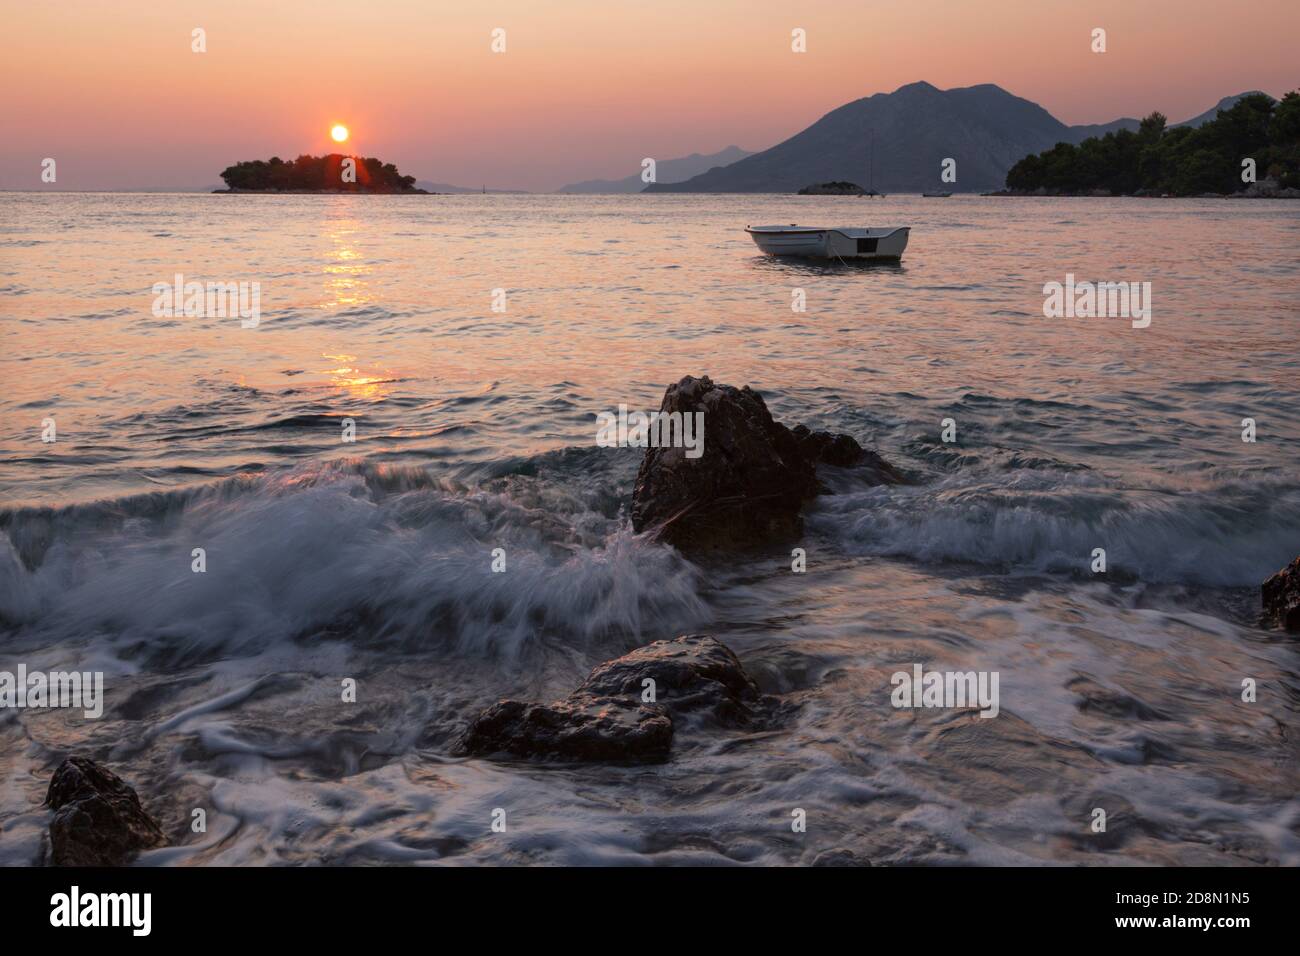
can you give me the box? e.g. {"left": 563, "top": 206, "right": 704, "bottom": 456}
{"left": 1005, "top": 91, "right": 1299, "bottom": 195}
{"left": 219, "top": 154, "right": 421, "bottom": 192}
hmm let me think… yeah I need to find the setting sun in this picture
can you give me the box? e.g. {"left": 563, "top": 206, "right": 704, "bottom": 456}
{"left": 330, "top": 124, "right": 349, "bottom": 143}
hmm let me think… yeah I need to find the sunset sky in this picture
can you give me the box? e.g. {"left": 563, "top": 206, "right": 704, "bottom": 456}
{"left": 3, "top": 0, "right": 1296, "bottom": 191}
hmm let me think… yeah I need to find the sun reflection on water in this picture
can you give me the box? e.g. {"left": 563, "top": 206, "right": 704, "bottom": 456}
{"left": 320, "top": 352, "right": 393, "bottom": 401}
{"left": 321, "top": 222, "right": 372, "bottom": 309}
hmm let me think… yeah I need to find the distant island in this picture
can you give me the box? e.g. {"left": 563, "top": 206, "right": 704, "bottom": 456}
{"left": 1004, "top": 91, "right": 1299, "bottom": 197}
{"left": 214, "top": 154, "right": 428, "bottom": 193}
{"left": 797, "top": 181, "right": 865, "bottom": 195}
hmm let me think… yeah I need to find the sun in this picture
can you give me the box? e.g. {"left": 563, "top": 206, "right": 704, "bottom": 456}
{"left": 330, "top": 124, "right": 349, "bottom": 143}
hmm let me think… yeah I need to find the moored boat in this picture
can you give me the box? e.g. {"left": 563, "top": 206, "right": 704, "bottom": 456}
{"left": 744, "top": 224, "right": 910, "bottom": 259}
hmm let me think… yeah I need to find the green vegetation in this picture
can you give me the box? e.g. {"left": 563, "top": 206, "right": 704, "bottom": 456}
{"left": 218, "top": 154, "right": 424, "bottom": 192}
{"left": 1005, "top": 91, "right": 1300, "bottom": 196}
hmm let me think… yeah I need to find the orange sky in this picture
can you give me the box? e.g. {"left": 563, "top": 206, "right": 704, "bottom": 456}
{"left": 3, "top": 0, "right": 1296, "bottom": 191}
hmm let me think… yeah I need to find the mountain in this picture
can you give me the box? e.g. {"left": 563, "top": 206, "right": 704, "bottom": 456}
{"left": 413, "top": 181, "right": 530, "bottom": 194}
{"left": 1171, "top": 91, "right": 1270, "bottom": 128}
{"left": 557, "top": 146, "right": 753, "bottom": 193}
{"left": 644, "top": 83, "right": 1273, "bottom": 194}
{"left": 644, "top": 83, "right": 1091, "bottom": 193}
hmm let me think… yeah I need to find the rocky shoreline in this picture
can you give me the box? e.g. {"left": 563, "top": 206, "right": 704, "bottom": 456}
{"left": 30, "top": 375, "right": 1300, "bottom": 866}
{"left": 985, "top": 178, "right": 1300, "bottom": 199}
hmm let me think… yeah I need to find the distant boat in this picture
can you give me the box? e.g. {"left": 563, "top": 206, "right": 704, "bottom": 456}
{"left": 922, "top": 191, "right": 952, "bottom": 198}
{"left": 744, "top": 225, "right": 909, "bottom": 260}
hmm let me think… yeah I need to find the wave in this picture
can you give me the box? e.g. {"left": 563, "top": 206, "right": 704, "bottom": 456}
{"left": 809, "top": 467, "right": 1299, "bottom": 586}
{"left": 0, "top": 458, "right": 706, "bottom": 660}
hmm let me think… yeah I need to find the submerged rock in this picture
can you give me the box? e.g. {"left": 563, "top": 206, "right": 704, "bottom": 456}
{"left": 45, "top": 757, "right": 166, "bottom": 866}
{"left": 456, "top": 634, "right": 761, "bottom": 762}
{"left": 1261, "top": 556, "right": 1300, "bottom": 631}
{"left": 579, "top": 634, "right": 761, "bottom": 725}
{"left": 631, "top": 375, "right": 897, "bottom": 550}
{"left": 455, "top": 695, "right": 672, "bottom": 762}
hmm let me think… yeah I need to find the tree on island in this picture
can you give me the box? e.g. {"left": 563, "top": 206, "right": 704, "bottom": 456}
{"left": 218, "top": 154, "right": 424, "bottom": 192}
{"left": 1005, "top": 91, "right": 1300, "bottom": 196}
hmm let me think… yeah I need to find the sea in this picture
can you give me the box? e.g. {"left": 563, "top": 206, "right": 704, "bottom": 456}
{"left": 1, "top": 192, "right": 1298, "bottom": 865}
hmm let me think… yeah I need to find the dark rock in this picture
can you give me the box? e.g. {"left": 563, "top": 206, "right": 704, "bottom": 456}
{"left": 790, "top": 423, "right": 904, "bottom": 483}
{"left": 578, "top": 634, "right": 761, "bottom": 725}
{"left": 456, "top": 695, "right": 672, "bottom": 762}
{"left": 631, "top": 376, "right": 819, "bottom": 550}
{"left": 1261, "top": 556, "right": 1300, "bottom": 631}
{"left": 797, "top": 181, "right": 864, "bottom": 196}
{"left": 630, "top": 376, "right": 899, "bottom": 551}
{"left": 791, "top": 424, "right": 864, "bottom": 466}
{"left": 455, "top": 634, "right": 762, "bottom": 762}
{"left": 45, "top": 757, "right": 166, "bottom": 866}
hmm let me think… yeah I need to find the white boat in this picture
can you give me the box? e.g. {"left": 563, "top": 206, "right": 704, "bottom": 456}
{"left": 744, "top": 224, "right": 909, "bottom": 260}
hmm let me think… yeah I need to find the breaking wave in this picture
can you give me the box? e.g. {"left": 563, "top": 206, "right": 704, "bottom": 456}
{"left": 809, "top": 467, "right": 1300, "bottom": 586}
{"left": 0, "top": 458, "right": 707, "bottom": 659}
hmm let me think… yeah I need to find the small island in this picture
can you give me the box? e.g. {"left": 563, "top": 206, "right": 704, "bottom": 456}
{"left": 214, "top": 153, "right": 429, "bottom": 193}
{"left": 798, "top": 181, "right": 866, "bottom": 195}
{"left": 1004, "top": 90, "right": 1299, "bottom": 197}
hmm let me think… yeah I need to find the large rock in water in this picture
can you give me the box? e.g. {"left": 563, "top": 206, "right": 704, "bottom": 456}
{"left": 1261, "top": 556, "right": 1300, "bottom": 631}
{"left": 455, "top": 635, "right": 761, "bottom": 762}
{"left": 45, "top": 757, "right": 166, "bottom": 866}
{"left": 631, "top": 375, "right": 896, "bottom": 550}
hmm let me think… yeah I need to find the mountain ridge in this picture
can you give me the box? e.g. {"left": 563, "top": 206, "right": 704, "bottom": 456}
{"left": 644, "top": 83, "right": 1273, "bottom": 193}
{"left": 557, "top": 146, "right": 753, "bottom": 193}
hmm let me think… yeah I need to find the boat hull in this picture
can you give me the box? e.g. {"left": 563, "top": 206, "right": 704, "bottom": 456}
{"left": 745, "top": 226, "right": 909, "bottom": 260}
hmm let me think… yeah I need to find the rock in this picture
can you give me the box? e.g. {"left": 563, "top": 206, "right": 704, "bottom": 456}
{"left": 631, "top": 376, "right": 898, "bottom": 550}
{"left": 45, "top": 757, "right": 166, "bottom": 866}
{"left": 455, "top": 634, "right": 762, "bottom": 762}
{"left": 631, "top": 376, "right": 819, "bottom": 549}
{"left": 578, "top": 634, "right": 761, "bottom": 725}
{"left": 1261, "top": 556, "right": 1300, "bottom": 631}
{"left": 790, "top": 423, "right": 904, "bottom": 482}
{"left": 797, "top": 181, "right": 864, "bottom": 195}
{"left": 791, "top": 424, "right": 864, "bottom": 466}
{"left": 1238, "top": 177, "right": 1300, "bottom": 199}
{"left": 455, "top": 695, "right": 673, "bottom": 762}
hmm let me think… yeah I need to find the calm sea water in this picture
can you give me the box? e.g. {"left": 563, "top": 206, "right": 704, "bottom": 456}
{"left": 1, "top": 193, "right": 1298, "bottom": 865}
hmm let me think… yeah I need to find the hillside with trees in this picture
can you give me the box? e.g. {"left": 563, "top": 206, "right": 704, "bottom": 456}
{"left": 1004, "top": 91, "right": 1299, "bottom": 196}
